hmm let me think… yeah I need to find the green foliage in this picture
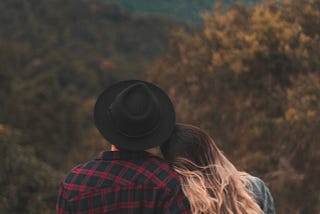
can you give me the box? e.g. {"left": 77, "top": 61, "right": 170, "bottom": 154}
{"left": 148, "top": 0, "right": 320, "bottom": 212}
{"left": 0, "top": 126, "right": 63, "bottom": 214}
{"left": 0, "top": 0, "right": 185, "bottom": 212}
{"left": 0, "top": 0, "right": 183, "bottom": 168}
{"left": 6, "top": 71, "right": 84, "bottom": 168}
{"left": 0, "top": 0, "right": 181, "bottom": 96}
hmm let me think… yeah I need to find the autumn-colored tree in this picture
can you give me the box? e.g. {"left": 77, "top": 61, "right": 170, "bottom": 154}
{"left": 148, "top": 0, "right": 320, "bottom": 212}
{"left": 269, "top": 73, "right": 320, "bottom": 213}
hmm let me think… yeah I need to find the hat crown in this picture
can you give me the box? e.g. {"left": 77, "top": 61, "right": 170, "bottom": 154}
{"left": 94, "top": 80, "right": 175, "bottom": 150}
{"left": 108, "top": 83, "right": 160, "bottom": 138}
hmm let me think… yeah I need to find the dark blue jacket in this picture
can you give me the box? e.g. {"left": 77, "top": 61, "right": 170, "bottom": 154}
{"left": 248, "top": 176, "right": 275, "bottom": 214}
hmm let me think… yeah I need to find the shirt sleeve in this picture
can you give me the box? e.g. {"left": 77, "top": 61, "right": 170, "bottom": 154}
{"left": 163, "top": 186, "right": 191, "bottom": 214}
{"left": 56, "top": 183, "right": 72, "bottom": 214}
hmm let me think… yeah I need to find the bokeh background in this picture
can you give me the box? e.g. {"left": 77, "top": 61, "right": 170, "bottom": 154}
{"left": 1, "top": 0, "right": 319, "bottom": 213}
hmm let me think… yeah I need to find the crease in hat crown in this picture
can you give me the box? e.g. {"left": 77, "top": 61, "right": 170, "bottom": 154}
{"left": 108, "top": 83, "right": 161, "bottom": 138}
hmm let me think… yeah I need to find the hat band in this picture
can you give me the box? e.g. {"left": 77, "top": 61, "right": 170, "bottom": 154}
{"left": 107, "top": 108, "right": 161, "bottom": 138}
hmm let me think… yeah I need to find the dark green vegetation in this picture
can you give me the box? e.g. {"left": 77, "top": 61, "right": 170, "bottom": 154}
{"left": 101, "top": 0, "right": 261, "bottom": 22}
{"left": 0, "top": 0, "right": 183, "bottom": 212}
{"left": 1, "top": 0, "right": 319, "bottom": 213}
{"left": 0, "top": 0, "right": 184, "bottom": 165}
{"left": 1, "top": 128, "right": 62, "bottom": 214}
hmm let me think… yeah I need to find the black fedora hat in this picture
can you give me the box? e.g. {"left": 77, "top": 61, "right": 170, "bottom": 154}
{"left": 94, "top": 80, "right": 176, "bottom": 150}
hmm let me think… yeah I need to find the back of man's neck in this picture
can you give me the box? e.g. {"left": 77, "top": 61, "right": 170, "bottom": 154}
{"left": 110, "top": 145, "right": 163, "bottom": 158}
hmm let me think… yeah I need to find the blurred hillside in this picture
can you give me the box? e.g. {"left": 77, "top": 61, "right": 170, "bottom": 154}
{"left": 1, "top": 0, "right": 319, "bottom": 213}
{"left": 0, "top": 0, "right": 188, "bottom": 167}
{"left": 0, "top": 0, "right": 187, "bottom": 212}
{"left": 101, "top": 0, "right": 262, "bottom": 22}
{"left": 0, "top": 0, "right": 183, "bottom": 95}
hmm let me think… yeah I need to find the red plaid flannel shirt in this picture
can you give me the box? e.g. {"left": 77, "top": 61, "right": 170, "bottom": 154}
{"left": 56, "top": 150, "right": 190, "bottom": 213}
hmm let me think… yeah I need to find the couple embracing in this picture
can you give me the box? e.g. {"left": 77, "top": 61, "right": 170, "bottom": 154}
{"left": 57, "top": 80, "right": 275, "bottom": 214}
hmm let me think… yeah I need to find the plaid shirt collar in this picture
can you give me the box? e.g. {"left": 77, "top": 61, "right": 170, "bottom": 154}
{"left": 95, "top": 150, "right": 158, "bottom": 161}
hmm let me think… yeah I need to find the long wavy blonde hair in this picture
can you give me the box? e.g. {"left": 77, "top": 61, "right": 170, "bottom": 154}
{"left": 161, "top": 124, "right": 263, "bottom": 214}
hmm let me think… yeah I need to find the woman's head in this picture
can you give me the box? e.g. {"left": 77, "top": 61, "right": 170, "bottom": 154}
{"left": 161, "top": 123, "right": 262, "bottom": 214}
{"left": 161, "top": 123, "right": 220, "bottom": 169}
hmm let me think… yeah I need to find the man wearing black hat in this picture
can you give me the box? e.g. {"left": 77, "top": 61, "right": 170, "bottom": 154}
{"left": 56, "top": 80, "right": 191, "bottom": 213}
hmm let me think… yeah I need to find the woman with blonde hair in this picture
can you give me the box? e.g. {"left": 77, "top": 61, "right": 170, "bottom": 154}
{"left": 161, "top": 123, "right": 275, "bottom": 214}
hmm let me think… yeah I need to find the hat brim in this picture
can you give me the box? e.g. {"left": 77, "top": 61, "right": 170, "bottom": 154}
{"left": 94, "top": 80, "right": 175, "bottom": 151}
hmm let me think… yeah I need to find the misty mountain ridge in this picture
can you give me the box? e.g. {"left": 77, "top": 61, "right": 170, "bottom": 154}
{"left": 100, "top": 0, "right": 262, "bottom": 22}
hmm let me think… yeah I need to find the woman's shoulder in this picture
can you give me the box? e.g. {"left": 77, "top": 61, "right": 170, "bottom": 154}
{"left": 247, "top": 176, "right": 268, "bottom": 193}
{"left": 245, "top": 175, "right": 276, "bottom": 214}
